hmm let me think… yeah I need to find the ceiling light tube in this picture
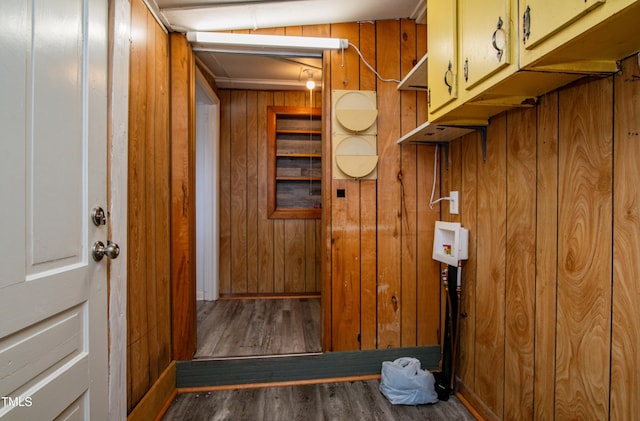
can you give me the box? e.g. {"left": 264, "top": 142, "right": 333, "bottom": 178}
{"left": 186, "top": 32, "right": 348, "bottom": 54}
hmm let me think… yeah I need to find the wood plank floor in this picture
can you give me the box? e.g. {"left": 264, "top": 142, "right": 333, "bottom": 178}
{"left": 195, "top": 298, "right": 322, "bottom": 358}
{"left": 162, "top": 380, "right": 477, "bottom": 420}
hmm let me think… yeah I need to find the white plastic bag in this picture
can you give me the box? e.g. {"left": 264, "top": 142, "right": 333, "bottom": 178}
{"left": 379, "top": 357, "right": 439, "bottom": 405}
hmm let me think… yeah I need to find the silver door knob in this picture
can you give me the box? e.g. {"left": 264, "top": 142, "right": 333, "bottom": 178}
{"left": 92, "top": 241, "right": 120, "bottom": 261}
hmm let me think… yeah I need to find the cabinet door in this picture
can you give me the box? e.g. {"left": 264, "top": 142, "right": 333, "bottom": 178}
{"left": 428, "top": 0, "right": 458, "bottom": 114}
{"left": 460, "top": 0, "right": 511, "bottom": 89}
{"left": 521, "top": 0, "right": 605, "bottom": 49}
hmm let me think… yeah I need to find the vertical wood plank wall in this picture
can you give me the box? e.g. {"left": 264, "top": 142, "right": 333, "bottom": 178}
{"left": 127, "top": 0, "right": 172, "bottom": 413}
{"left": 170, "top": 32, "right": 197, "bottom": 361}
{"left": 219, "top": 88, "right": 322, "bottom": 295}
{"left": 327, "top": 20, "right": 441, "bottom": 352}
{"left": 450, "top": 55, "right": 640, "bottom": 420}
{"left": 217, "top": 21, "right": 442, "bottom": 350}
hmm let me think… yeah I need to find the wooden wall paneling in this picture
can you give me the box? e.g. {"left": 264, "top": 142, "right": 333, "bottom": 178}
{"left": 282, "top": 91, "right": 308, "bottom": 293}
{"left": 360, "top": 181, "right": 378, "bottom": 350}
{"left": 438, "top": 142, "right": 452, "bottom": 367}
{"left": 447, "top": 140, "right": 462, "bottom": 224}
{"left": 305, "top": 221, "right": 317, "bottom": 292}
{"left": 218, "top": 90, "right": 232, "bottom": 294}
{"left": 457, "top": 132, "right": 478, "bottom": 387}
{"left": 414, "top": 23, "right": 439, "bottom": 347}
{"left": 246, "top": 91, "right": 259, "bottom": 293}
{"left": 611, "top": 56, "right": 640, "bottom": 420}
{"left": 147, "top": 9, "right": 171, "bottom": 381}
{"left": 127, "top": 1, "right": 172, "bottom": 412}
{"left": 474, "top": 113, "right": 507, "bottom": 418}
{"left": 329, "top": 22, "right": 362, "bottom": 351}
{"left": 128, "top": 0, "right": 150, "bottom": 409}
{"left": 272, "top": 92, "right": 286, "bottom": 292}
{"left": 170, "top": 32, "right": 197, "bottom": 361}
{"left": 416, "top": 143, "right": 440, "bottom": 347}
{"left": 376, "top": 19, "right": 402, "bottom": 349}
{"left": 230, "top": 90, "right": 248, "bottom": 293}
{"left": 144, "top": 8, "right": 160, "bottom": 384}
{"left": 399, "top": 19, "right": 418, "bottom": 348}
{"left": 153, "top": 14, "right": 172, "bottom": 373}
{"left": 322, "top": 51, "right": 333, "bottom": 351}
{"left": 257, "top": 91, "right": 275, "bottom": 293}
{"left": 555, "top": 77, "right": 613, "bottom": 420}
{"left": 504, "top": 108, "right": 536, "bottom": 420}
{"left": 302, "top": 23, "right": 331, "bottom": 39}
{"left": 533, "top": 91, "right": 559, "bottom": 420}
{"left": 358, "top": 22, "right": 377, "bottom": 91}
{"left": 285, "top": 25, "right": 302, "bottom": 37}
{"left": 445, "top": 139, "right": 461, "bottom": 381}
{"left": 331, "top": 180, "right": 362, "bottom": 350}
{"left": 285, "top": 221, "right": 306, "bottom": 292}
{"left": 357, "top": 22, "right": 378, "bottom": 351}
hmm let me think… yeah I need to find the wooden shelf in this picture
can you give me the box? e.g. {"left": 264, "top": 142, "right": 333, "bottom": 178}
{"left": 397, "top": 53, "right": 486, "bottom": 145}
{"left": 276, "top": 153, "right": 322, "bottom": 158}
{"left": 268, "top": 105, "right": 322, "bottom": 219}
{"left": 397, "top": 53, "right": 428, "bottom": 91}
{"left": 276, "top": 176, "right": 322, "bottom": 181}
{"left": 397, "top": 121, "right": 477, "bottom": 144}
{"left": 277, "top": 129, "right": 322, "bottom": 135}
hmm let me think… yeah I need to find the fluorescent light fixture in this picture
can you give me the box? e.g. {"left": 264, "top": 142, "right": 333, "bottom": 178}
{"left": 187, "top": 32, "right": 348, "bottom": 57}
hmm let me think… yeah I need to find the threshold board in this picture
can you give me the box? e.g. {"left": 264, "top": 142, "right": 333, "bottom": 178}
{"left": 176, "top": 346, "right": 440, "bottom": 388}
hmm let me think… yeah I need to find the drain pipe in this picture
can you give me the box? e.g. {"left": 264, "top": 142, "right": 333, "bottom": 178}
{"left": 436, "top": 263, "right": 463, "bottom": 400}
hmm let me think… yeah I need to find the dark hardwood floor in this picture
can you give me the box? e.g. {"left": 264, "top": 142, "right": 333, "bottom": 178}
{"left": 162, "top": 380, "right": 477, "bottom": 420}
{"left": 195, "top": 297, "right": 322, "bottom": 358}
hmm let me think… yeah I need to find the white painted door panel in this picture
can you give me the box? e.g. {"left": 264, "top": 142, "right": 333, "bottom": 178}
{"left": 0, "top": 0, "right": 109, "bottom": 419}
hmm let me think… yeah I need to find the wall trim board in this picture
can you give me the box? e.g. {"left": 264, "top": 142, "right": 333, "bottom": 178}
{"left": 127, "top": 362, "right": 177, "bottom": 421}
{"left": 177, "top": 374, "right": 382, "bottom": 394}
{"left": 456, "top": 379, "right": 499, "bottom": 421}
{"left": 170, "top": 32, "right": 197, "bottom": 361}
{"left": 176, "top": 346, "right": 440, "bottom": 388}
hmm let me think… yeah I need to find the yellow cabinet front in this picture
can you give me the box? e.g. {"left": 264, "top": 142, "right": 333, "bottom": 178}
{"left": 460, "top": 0, "right": 512, "bottom": 90}
{"left": 427, "top": 0, "right": 458, "bottom": 115}
{"left": 520, "top": 0, "right": 605, "bottom": 50}
{"left": 518, "top": 0, "right": 640, "bottom": 72}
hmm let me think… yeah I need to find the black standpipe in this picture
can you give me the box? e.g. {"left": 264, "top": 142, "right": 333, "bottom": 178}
{"left": 435, "top": 264, "right": 459, "bottom": 401}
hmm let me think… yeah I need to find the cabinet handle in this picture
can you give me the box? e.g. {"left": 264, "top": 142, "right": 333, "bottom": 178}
{"left": 492, "top": 16, "right": 505, "bottom": 61}
{"left": 464, "top": 58, "right": 469, "bottom": 82}
{"left": 428, "top": 88, "right": 431, "bottom": 108}
{"left": 444, "top": 61, "right": 453, "bottom": 95}
{"left": 522, "top": 6, "right": 531, "bottom": 44}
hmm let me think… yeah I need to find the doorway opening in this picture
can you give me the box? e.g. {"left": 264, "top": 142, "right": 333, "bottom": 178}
{"left": 193, "top": 55, "right": 324, "bottom": 359}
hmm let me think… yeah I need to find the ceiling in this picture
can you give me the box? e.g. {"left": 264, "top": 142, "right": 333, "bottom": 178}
{"left": 147, "top": 0, "right": 426, "bottom": 90}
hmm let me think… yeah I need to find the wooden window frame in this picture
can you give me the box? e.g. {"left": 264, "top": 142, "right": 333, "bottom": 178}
{"left": 267, "top": 105, "right": 322, "bottom": 219}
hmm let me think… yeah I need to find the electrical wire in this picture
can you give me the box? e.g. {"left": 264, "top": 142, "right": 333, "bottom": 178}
{"left": 347, "top": 42, "right": 401, "bottom": 83}
{"left": 429, "top": 144, "right": 452, "bottom": 209}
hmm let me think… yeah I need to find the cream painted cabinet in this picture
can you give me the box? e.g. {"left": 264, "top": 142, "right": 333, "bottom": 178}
{"left": 520, "top": 0, "right": 605, "bottom": 49}
{"left": 460, "top": 0, "right": 512, "bottom": 90}
{"left": 427, "top": 0, "right": 458, "bottom": 114}
{"left": 520, "top": 0, "right": 640, "bottom": 72}
{"left": 423, "top": 0, "right": 640, "bottom": 126}
{"left": 428, "top": 0, "right": 523, "bottom": 124}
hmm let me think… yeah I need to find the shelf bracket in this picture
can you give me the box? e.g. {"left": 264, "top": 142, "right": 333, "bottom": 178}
{"left": 436, "top": 142, "right": 450, "bottom": 171}
{"left": 441, "top": 125, "right": 488, "bottom": 162}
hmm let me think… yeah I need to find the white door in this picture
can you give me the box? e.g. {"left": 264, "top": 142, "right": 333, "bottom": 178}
{"left": 0, "top": 0, "right": 109, "bottom": 419}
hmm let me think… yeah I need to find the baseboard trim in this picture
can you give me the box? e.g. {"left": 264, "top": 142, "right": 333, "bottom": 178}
{"left": 176, "top": 346, "right": 440, "bottom": 388}
{"left": 217, "top": 293, "right": 320, "bottom": 300}
{"left": 177, "top": 374, "right": 381, "bottom": 394}
{"left": 127, "top": 361, "right": 176, "bottom": 421}
{"left": 455, "top": 392, "right": 485, "bottom": 421}
{"left": 456, "top": 378, "right": 499, "bottom": 421}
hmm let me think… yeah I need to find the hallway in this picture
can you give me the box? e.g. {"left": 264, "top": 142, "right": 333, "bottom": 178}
{"left": 195, "top": 297, "right": 322, "bottom": 358}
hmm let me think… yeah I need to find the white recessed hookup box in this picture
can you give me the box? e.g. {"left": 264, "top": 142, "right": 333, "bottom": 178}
{"left": 432, "top": 221, "right": 469, "bottom": 266}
